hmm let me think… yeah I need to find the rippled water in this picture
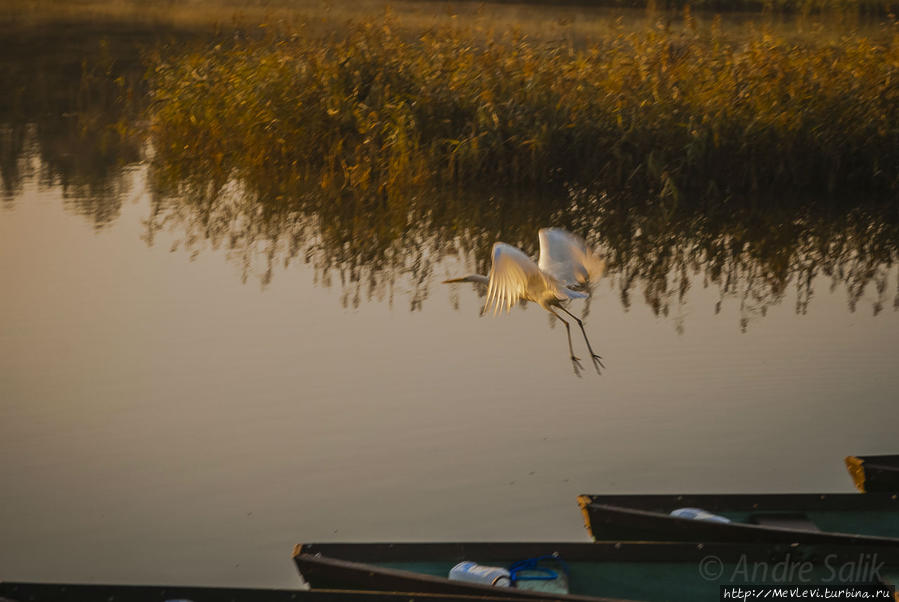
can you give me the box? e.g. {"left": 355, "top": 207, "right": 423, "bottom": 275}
{"left": 1, "top": 16, "right": 897, "bottom": 589}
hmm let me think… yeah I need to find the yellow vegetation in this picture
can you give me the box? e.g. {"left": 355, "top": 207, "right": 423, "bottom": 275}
{"left": 147, "top": 18, "right": 899, "bottom": 200}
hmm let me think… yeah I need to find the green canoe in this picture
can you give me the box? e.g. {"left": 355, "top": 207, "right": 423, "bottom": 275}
{"left": 293, "top": 541, "right": 899, "bottom": 602}
{"left": 577, "top": 493, "right": 899, "bottom": 547}
{"left": 846, "top": 455, "right": 899, "bottom": 493}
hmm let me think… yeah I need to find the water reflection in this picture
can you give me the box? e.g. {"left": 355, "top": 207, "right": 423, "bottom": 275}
{"left": 2, "top": 20, "right": 897, "bottom": 329}
{"left": 143, "top": 150, "right": 899, "bottom": 330}
{"left": 571, "top": 190, "right": 899, "bottom": 331}
{"left": 0, "top": 21, "right": 190, "bottom": 222}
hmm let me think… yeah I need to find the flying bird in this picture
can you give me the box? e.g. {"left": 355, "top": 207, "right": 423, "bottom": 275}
{"left": 444, "top": 228, "right": 606, "bottom": 374}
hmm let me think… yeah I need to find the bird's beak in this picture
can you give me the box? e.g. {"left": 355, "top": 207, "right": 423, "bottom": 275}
{"left": 442, "top": 277, "right": 468, "bottom": 283}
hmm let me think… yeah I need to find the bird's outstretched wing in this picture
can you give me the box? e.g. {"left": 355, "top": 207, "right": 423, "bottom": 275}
{"left": 537, "top": 228, "right": 606, "bottom": 288}
{"left": 484, "top": 242, "right": 542, "bottom": 315}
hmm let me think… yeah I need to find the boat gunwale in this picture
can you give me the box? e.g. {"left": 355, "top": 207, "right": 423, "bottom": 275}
{"left": 855, "top": 455, "right": 899, "bottom": 472}
{"left": 577, "top": 492, "right": 899, "bottom": 512}
{"left": 856, "top": 455, "right": 899, "bottom": 467}
{"left": 0, "top": 581, "right": 504, "bottom": 602}
{"left": 294, "top": 540, "right": 899, "bottom": 564}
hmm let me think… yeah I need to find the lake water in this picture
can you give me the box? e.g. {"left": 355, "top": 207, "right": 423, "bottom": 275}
{"left": 1, "top": 14, "right": 897, "bottom": 590}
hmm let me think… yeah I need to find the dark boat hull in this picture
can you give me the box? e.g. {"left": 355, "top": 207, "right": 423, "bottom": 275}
{"left": 293, "top": 541, "right": 899, "bottom": 602}
{"left": 578, "top": 493, "right": 899, "bottom": 546}
{"left": 0, "top": 582, "right": 532, "bottom": 602}
{"left": 846, "top": 455, "right": 899, "bottom": 493}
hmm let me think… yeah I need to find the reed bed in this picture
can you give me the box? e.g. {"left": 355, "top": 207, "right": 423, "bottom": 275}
{"left": 147, "top": 18, "right": 899, "bottom": 201}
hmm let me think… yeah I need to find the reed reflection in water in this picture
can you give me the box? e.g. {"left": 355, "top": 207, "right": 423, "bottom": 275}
{"left": 143, "top": 154, "right": 899, "bottom": 333}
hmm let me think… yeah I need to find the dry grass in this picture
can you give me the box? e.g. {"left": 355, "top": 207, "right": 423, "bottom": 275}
{"left": 146, "top": 17, "right": 899, "bottom": 201}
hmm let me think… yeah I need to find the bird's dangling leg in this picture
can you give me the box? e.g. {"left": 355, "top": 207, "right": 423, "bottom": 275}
{"left": 559, "top": 306, "right": 604, "bottom": 374}
{"left": 550, "top": 309, "right": 583, "bottom": 376}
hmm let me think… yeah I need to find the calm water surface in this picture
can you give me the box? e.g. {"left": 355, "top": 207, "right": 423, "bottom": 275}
{"left": 1, "top": 16, "right": 898, "bottom": 590}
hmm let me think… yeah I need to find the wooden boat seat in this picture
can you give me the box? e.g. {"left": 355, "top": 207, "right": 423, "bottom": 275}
{"left": 749, "top": 513, "right": 821, "bottom": 532}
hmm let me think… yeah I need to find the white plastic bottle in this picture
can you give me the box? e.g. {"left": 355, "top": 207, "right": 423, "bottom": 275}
{"left": 670, "top": 507, "right": 731, "bottom": 523}
{"left": 448, "top": 561, "right": 512, "bottom": 587}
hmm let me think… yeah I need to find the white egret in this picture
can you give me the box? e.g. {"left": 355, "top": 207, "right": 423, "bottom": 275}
{"left": 444, "top": 228, "right": 606, "bottom": 374}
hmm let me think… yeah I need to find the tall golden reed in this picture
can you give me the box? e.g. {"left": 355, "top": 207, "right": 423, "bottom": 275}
{"left": 147, "top": 19, "right": 899, "bottom": 200}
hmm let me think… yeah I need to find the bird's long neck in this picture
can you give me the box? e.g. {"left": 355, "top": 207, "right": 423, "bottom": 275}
{"left": 443, "top": 274, "right": 489, "bottom": 285}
